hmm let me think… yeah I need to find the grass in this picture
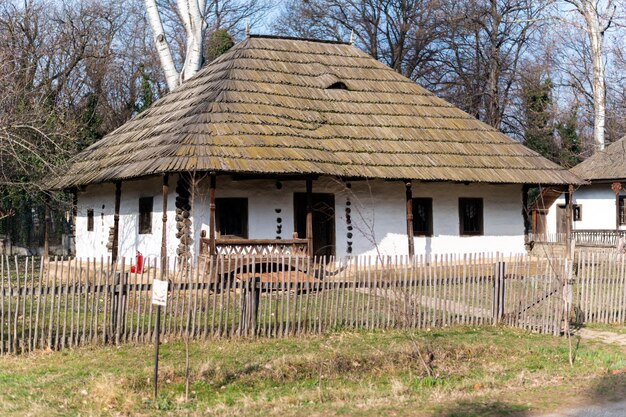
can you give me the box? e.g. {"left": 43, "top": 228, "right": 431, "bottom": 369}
{"left": 0, "top": 326, "right": 625, "bottom": 416}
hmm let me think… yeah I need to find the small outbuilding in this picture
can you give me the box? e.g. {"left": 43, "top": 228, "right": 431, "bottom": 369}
{"left": 540, "top": 136, "right": 626, "bottom": 245}
{"left": 48, "top": 35, "right": 580, "bottom": 263}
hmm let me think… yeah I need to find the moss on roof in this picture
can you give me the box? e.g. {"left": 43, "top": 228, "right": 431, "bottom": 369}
{"left": 49, "top": 35, "right": 581, "bottom": 189}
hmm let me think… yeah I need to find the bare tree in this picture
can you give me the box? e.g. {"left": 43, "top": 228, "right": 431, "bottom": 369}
{"left": 558, "top": 0, "right": 619, "bottom": 151}
{"left": 435, "top": 0, "right": 545, "bottom": 132}
{"left": 274, "top": 0, "right": 446, "bottom": 83}
{"left": 144, "top": 0, "right": 271, "bottom": 91}
{"left": 0, "top": 0, "right": 163, "bottom": 248}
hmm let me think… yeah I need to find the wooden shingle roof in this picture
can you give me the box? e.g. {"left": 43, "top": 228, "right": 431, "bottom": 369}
{"left": 571, "top": 136, "right": 626, "bottom": 182}
{"left": 49, "top": 35, "right": 581, "bottom": 189}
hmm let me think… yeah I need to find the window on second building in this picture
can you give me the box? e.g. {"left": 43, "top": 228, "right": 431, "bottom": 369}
{"left": 412, "top": 198, "right": 433, "bottom": 236}
{"left": 459, "top": 198, "right": 483, "bottom": 236}
{"left": 216, "top": 198, "right": 248, "bottom": 238}
{"left": 87, "top": 209, "right": 94, "bottom": 232}
{"left": 139, "top": 197, "right": 153, "bottom": 234}
{"left": 620, "top": 197, "right": 626, "bottom": 225}
{"left": 573, "top": 204, "right": 582, "bottom": 221}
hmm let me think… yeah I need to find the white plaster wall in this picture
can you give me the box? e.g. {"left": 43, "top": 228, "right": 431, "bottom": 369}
{"left": 76, "top": 175, "right": 526, "bottom": 261}
{"left": 194, "top": 177, "right": 525, "bottom": 258}
{"left": 75, "top": 175, "right": 179, "bottom": 264}
{"left": 546, "top": 184, "right": 625, "bottom": 233}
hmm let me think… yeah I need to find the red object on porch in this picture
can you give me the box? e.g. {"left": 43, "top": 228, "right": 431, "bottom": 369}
{"left": 130, "top": 251, "right": 143, "bottom": 273}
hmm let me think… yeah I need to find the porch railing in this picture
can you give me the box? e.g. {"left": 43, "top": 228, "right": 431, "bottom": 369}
{"left": 528, "top": 230, "right": 626, "bottom": 247}
{"left": 200, "top": 237, "right": 308, "bottom": 257}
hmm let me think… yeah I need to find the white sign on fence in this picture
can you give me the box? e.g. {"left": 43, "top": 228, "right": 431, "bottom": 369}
{"left": 152, "top": 279, "right": 168, "bottom": 306}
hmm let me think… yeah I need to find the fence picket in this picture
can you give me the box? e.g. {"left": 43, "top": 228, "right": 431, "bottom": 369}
{"left": 0, "top": 251, "right": 622, "bottom": 356}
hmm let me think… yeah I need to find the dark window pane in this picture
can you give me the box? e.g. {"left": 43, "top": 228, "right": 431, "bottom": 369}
{"left": 459, "top": 198, "right": 483, "bottom": 236}
{"left": 87, "top": 209, "right": 94, "bottom": 232}
{"left": 412, "top": 198, "right": 433, "bottom": 236}
{"left": 620, "top": 197, "right": 626, "bottom": 225}
{"left": 573, "top": 205, "right": 582, "bottom": 222}
{"left": 216, "top": 198, "right": 248, "bottom": 238}
{"left": 139, "top": 197, "right": 153, "bottom": 234}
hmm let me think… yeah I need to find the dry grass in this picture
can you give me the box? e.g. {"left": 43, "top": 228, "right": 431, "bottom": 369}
{"left": 0, "top": 326, "right": 625, "bottom": 416}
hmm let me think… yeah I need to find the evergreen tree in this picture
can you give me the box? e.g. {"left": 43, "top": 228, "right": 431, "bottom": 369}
{"left": 557, "top": 110, "right": 582, "bottom": 168}
{"left": 204, "top": 29, "right": 234, "bottom": 64}
{"left": 522, "top": 73, "right": 557, "bottom": 162}
{"left": 136, "top": 64, "right": 156, "bottom": 114}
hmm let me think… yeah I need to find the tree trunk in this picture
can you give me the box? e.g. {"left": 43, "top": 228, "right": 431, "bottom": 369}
{"left": 178, "top": 0, "right": 206, "bottom": 81}
{"left": 583, "top": 4, "right": 606, "bottom": 151}
{"left": 144, "top": 0, "right": 180, "bottom": 91}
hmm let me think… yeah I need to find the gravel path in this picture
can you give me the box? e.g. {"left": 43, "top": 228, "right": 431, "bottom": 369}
{"left": 537, "top": 399, "right": 626, "bottom": 417}
{"left": 573, "top": 328, "right": 626, "bottom": 347}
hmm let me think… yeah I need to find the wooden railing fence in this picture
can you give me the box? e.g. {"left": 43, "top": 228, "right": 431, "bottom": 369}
{"left": 529, "top": 230, "right": 626, "bottom": 247}
{"left": 0, "top": 252, "right": 624, "bottom": 355}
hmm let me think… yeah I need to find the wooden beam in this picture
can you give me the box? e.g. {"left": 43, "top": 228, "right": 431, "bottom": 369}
{"left": 112, "top": 181, "right": 122, "bottom": 263}
{"left": 209, "top": 173, "right": 216, "bottom": 257}
{"left": 161, "top": 174, "right": 169, "bottom": 275}
{"left": 306, "top": 178, "right": 313, "bottom": 258}
{"left": 522, "top": 184, "right": 530, "bottom": 235}
{"left": 565, "top": 185, "right": 573, "bottom": 259}
{"left": 612, "top": 182, "right": 622, "bottom": 233}
{"left": 405, "top": 181, "right": 414, "bottom": 257}
{"left": 43, "top": 201, "right": 50, "bottom": 259}
{"left": 71, "top": 189, "right": 78, "bottom": 256}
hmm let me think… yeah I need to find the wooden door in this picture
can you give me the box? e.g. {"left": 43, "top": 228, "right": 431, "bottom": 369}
{"left": 556, "top": 205, "right": 567, "bottom": 234}
{"left": 294, "top": 193, "right": 335, "bottom": 258}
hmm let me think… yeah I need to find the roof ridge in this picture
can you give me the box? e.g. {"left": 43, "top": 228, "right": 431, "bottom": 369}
{"left": 248, "top": 34, "right": 350, "bottom": 45}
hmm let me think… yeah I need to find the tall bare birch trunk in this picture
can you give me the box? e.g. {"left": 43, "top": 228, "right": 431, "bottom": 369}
{"left": 564, "top": 0, "right": 616, "bottom": 152}
{"left": 144, "top": 0, "right": 207, "bottom": 91}
{"left": 582, "top": 1, "right": 607, "bottom": 152}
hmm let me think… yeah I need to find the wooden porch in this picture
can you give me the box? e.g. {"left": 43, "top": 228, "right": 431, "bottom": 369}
{"left": 199, "top": 235, "right": 309, "bottom": 257}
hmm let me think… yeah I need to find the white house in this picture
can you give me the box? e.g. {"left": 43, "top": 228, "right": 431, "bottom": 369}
{"left": 48, "top": 35, "right": 580, "bottom": 263}
{"left": 540, "top": 136, "right": 626, "bottom": 237}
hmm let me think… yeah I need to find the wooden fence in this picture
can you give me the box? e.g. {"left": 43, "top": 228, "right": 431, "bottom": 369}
{"left": 0, "top": 252, "right": 623, "bottom": 355}
{"left": 529, "top": 230, "right": 626, "bottom": 247}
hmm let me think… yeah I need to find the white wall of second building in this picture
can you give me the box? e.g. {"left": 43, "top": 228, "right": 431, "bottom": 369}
{"left": 546, "top": 183, "right": 625, "bottom": 233}
{"left": 75, "top": 175, "right": 179, "bottom": 264}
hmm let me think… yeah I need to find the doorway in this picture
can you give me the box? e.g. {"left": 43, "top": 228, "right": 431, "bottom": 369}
{"left": 294, "top": 193, "right": 335, "bottom": 258}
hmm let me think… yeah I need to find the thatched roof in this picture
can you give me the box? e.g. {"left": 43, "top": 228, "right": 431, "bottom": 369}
{"left": 571, "top": 136, "right": 626, "bottom": 182}
{"left": 49, "top": 35, "right": 581, "bottom": 189}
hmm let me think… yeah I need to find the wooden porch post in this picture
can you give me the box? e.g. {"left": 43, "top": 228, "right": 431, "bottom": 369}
{"left": 306, "top": 178, "right": 313, "bottom": 258}
{"left": 209, "top": 173, "right": 216, "bottom": 256}
{"left": 43, "top": 201, "right": 50, "bottom": 259}
{"left": 522, "top": 184, "right": 530, "bottom": 235}
{"left": 161, "top": 174, "right": 169, "bottom": 275}
{"left": 612, "top": 182, "right": 622, "bottom": 234}
{"left": 405, "top": 181, "right": 414, "bottom": 257}
{"left": 565, "top": 185, "right": 573, "bottom": 258}
{"left": 71, "top": 189, "right": 78, "bottom": 256}
{"left": 112, "top": 181, "right": 122, "bottom": 263}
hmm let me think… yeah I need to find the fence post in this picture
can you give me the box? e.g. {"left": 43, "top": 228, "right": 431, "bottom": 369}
{"left": 492, "top": 261, "right": 506, "bottom": 323}
{"left": 112, "top": 267, "right": 128, "bottom": 345}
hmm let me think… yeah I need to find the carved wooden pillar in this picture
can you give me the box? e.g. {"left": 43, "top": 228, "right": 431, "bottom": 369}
{"left": 112, "top": 181, "right": 122, "bottom": 263}
{"left": 565, "top": 184, "right": 573, "bottom": 258}
{"left": 71, "top": 189, "right": 78, "bottom": 256}
{"left": 209, "top": 173, "right": 216, "bottom": 256}
{"left": 161, "top": 174, "right": 169, "bottom": 275}
{"left": 612, "top": 182, "right": 622, "bottom": 233}
{"left": 43, "top": 201, "right": 50, "bottom": 259}
{"left": 405, "top": 181, "right": 415, "bottom": 257}
{"left": 522, "top": 184, "right": 530, "bottom": 235}
{"left": 306, "top": 178, "right": 313, "bottom": 259}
